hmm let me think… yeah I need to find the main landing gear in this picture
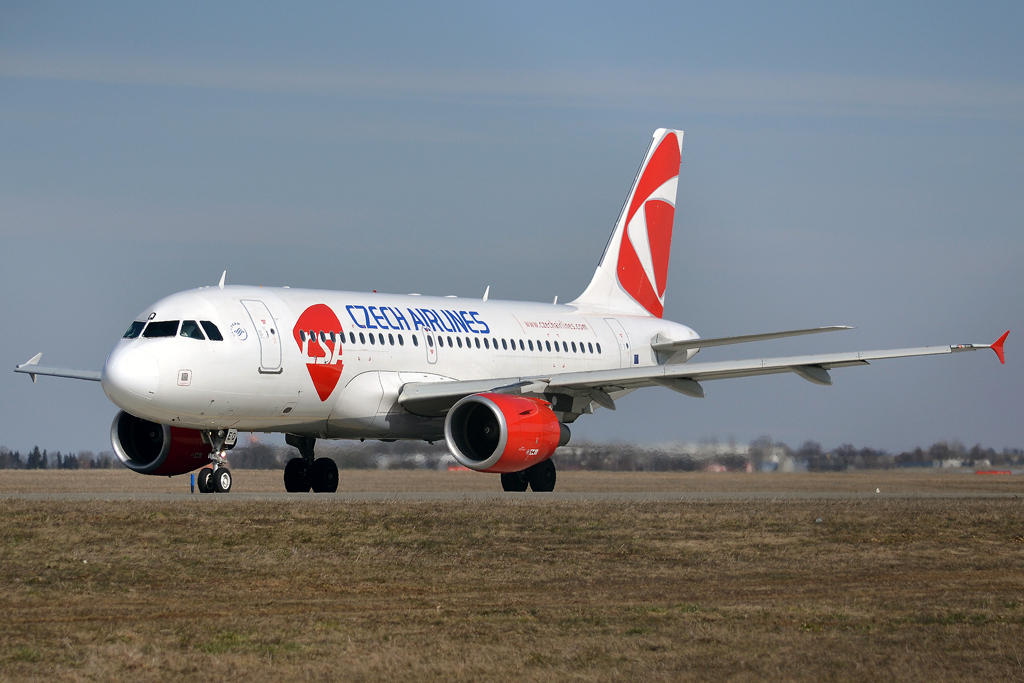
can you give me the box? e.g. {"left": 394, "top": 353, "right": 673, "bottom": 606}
{"left": 284, "top": 435, "right": 339, "bottom": 493}
{"left": 197, "top": 429, "right": 237, "bottom": 494}
{"left": 500, "top": 458, "right": 557, "bottom": 493}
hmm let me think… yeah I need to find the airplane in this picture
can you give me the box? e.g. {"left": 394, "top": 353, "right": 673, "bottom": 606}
{"left": 15, "top": 128, "right": 1009, "bottom": 494}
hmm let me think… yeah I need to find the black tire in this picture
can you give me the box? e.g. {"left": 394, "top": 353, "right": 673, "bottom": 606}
{"left": 197, "top": 468, "right": 213, "bottom": 494}
{"left": 284, "top": 457, "right": 311, "bottom": 493}
{"left": 500, "top": 471, "right": 529, "bottom": 492}
{"left": 527, "top": 459, "right": 556, "bottom": 492}
{"left": 311, "top": 458, "right": 339, "bottom": 493}
{"left": 213, "top": 468, "right": 232, "bottom": 493}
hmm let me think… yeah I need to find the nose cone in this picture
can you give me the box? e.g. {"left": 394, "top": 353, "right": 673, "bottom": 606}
{"left": 102, "top": 346, "right": 160, "bottom": 407}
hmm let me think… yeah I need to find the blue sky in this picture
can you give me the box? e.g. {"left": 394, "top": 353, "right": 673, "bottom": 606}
{"left": 1, "top": 1, "right": 1021, "bottom": 453}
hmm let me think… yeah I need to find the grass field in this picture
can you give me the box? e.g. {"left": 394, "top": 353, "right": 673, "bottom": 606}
{"left": 2, "top": 471, "right": 1023, "bottom": 681}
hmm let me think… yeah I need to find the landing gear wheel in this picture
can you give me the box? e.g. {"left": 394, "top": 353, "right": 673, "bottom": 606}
{"left": 197, "top": 468, "right": 213, "bottom": 493}
{"left": 310, "top": 458, "right": 339, "bottom": 493}
{"left": 213, "top": 468, "right": 232, "bottom": 493}
{"left": 527, "top": 459, "right": 556, "bottom": 492}
{"left": 284, "top": 457, "right": 311, "bottom": 493}
{"left": 500, "top": 471, "right": 529, "bottom": 492}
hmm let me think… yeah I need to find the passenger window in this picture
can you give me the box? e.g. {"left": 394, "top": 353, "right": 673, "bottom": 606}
{"left": 536, "top": 340, "right": 542, "bottom": 350}
{"left": 200, "top": 321, "right": 223, "bottom": 341}
{"left": 180, "top": 320, "right": 206, "bottom": 340}
{"left": 412, "top": 335, "right": 418, "bottom": 347}
{"left": 528, "top": 340, "right": 534, "bottom": 351}
{"left": 519, "top": 339, "right": 525, "bottom": 351}
{"left": 563, "top": 341, "right": 569, "bottom": 352}
{"left": 466, "top": 337, "right": 471, "bottom": 348}
{"left": 457, "top": 337, "right": 463, "bottom": 348}
{"left": 588, "top": 342, "right": 594, "bottom": 353}
{"left": 388, "top": 333, "right": 395, "bottom": 345}
{"left": 369, "top": 333, "right": 375, "bottom": 345}
{"left": 483, "top": 338, "right": 489, "bottom": 349}
{"left": 359, "top": 332, "right": 365, "bottom": 344}
{"left": 474, "top": 337, "right": 480, "bottom": 349}
{"left": 398, "top": 334, "right": 404, "bottom": 346}
{"left": 596, "top": 343, "right": 602, "bottom": 354}
{"left": 349, "top": 332, "right": 356, "bottom": 344}
{"left": 427, "top": 335, "right": 434, "bottom": 347}
{"left": 572, "top": 341, "right": 577, "bottom": 353}
{"left": 123, "top": 321, "right": 146, "bottom": 339}
{"left": 299, "top": 330, "right": 306, "bottom": 342}
{"left": 545, "top": 340, "right": 551, "bottom": 352}
{"left": 143, "top": 321, "right": 180, "bottom": 338}
{"left": 330, "top": 331, "right": 336, "bottom": 343}
{"left": 447, "top": 336, "right": 454, "bottom": 347}
{"left": 501, "top": 339, "right": 508, "bottom": 350}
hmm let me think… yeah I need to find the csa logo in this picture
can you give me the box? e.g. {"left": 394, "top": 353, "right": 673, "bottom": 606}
{"left": 293, "top": 304, "right": 344, "bottom": 402}
{"left": 229, "top": 322, "right": 248, "bottom": 340}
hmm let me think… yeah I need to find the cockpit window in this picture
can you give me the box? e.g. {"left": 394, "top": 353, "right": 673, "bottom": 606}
{"left": 142, "top": 321, "right": 180, "bottom": 338}
{"left": 200, "top": 321, "right": 223, "bottom": 341}
{"left": 123, "top": 321, "right": 146, "bottom": 339}
{"left": 180, "top": 320, "right": 206, "bottom": 340}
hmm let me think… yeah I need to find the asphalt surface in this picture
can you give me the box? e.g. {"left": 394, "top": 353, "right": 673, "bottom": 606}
{"left": 1, "top": 491, "right": 1021, "bottom": 501}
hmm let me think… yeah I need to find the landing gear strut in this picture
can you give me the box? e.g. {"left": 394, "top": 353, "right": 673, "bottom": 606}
{"left": 197, "top": 429, "right": 237, "bottom": 493}
{"left": 501, "top": 459, "right": 557, "bottom": 492}
{"left": 284, "top": 435, "right": 338, "bottom": 493}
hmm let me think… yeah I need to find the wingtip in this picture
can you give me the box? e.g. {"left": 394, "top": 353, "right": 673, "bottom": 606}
{"left": 992, "top": 330, "right": 1009, "bottom": 365}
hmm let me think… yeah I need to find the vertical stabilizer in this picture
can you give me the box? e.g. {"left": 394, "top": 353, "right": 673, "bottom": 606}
{"left": 570, "top": 129, "right": 683, "bottom": 318}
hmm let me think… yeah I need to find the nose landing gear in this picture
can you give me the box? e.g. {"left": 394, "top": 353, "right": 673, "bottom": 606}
{"left": 284, "top": 435, "right": 338, "bottom": 493}
{"left": 196, "top": 429, "right": 237, "bottom": 494}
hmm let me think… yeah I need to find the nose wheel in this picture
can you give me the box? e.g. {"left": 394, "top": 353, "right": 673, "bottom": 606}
{"left": 196, "top": 429, "right": 236, "bottom": 493}
{"left": 196, "top": 465, "right": 232, "bottom": 493}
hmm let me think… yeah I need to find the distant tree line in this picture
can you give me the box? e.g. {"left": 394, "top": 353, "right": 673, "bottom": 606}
{"left": 2, "top": 439, "right": 1021, "bottom": 472}
{"left": 0, "top": 447, "right": 118, "bottom": 470}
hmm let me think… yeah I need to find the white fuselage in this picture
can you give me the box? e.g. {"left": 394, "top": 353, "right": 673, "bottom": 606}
{"left": 100, "top": 286, "right": 698, "bottom": 441}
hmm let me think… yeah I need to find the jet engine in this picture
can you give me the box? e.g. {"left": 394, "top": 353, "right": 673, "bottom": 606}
{"left": 110, "top": 410, "right": 214, "bottom": 476}
{"left": 444, "top": 393, "right": 570, "bottom": 473}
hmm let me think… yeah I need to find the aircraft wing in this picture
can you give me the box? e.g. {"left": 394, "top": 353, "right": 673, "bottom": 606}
{"left": 398, "top": 332, "right": 1008, "bottom": 416}
{"left": 14, "top": 353, "right": 102, "bottom": 383}
{"left": 651, "top": 325, "right": 852, "bottom": 353}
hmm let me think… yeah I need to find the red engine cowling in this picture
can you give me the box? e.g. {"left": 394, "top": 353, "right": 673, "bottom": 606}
{"left": 444, "top": 393, "right": 570, "bottom": 473}
{"left": 110, "top": 411, "right": 214, "bottom": 476}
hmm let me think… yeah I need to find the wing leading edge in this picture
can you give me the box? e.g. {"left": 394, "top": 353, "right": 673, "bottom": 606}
{"left": 398, "top": 332, "right": 1009, "bottom": 417}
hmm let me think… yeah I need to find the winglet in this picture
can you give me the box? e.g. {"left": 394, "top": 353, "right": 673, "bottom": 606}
{"left": 218, "top": 271, "right": 226, "bottom": 289}
{"left": 482, "top": 286, "right": 489, "bottom": 302}
{"left": 991, "top": 331, "right": 1009, "bottom": 364}
{"left": 20, "top": 352, "right": 42, "bottom": 383}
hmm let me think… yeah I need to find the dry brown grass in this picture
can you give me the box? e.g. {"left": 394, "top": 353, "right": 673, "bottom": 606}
{"left": 2, "top": 467, "right": 1023, "bottom": 494}
{"left": 1, "top": 489, "right": 1023, "bottom": 681}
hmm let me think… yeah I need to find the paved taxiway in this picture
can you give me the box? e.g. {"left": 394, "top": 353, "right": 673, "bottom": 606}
{"left": 1, "top": 491, "right": 1020, "bottom": 501}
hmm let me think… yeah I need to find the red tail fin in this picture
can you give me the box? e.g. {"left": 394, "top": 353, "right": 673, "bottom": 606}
{"left": 571, "top": 129, "right": 683, "bottom": 317}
